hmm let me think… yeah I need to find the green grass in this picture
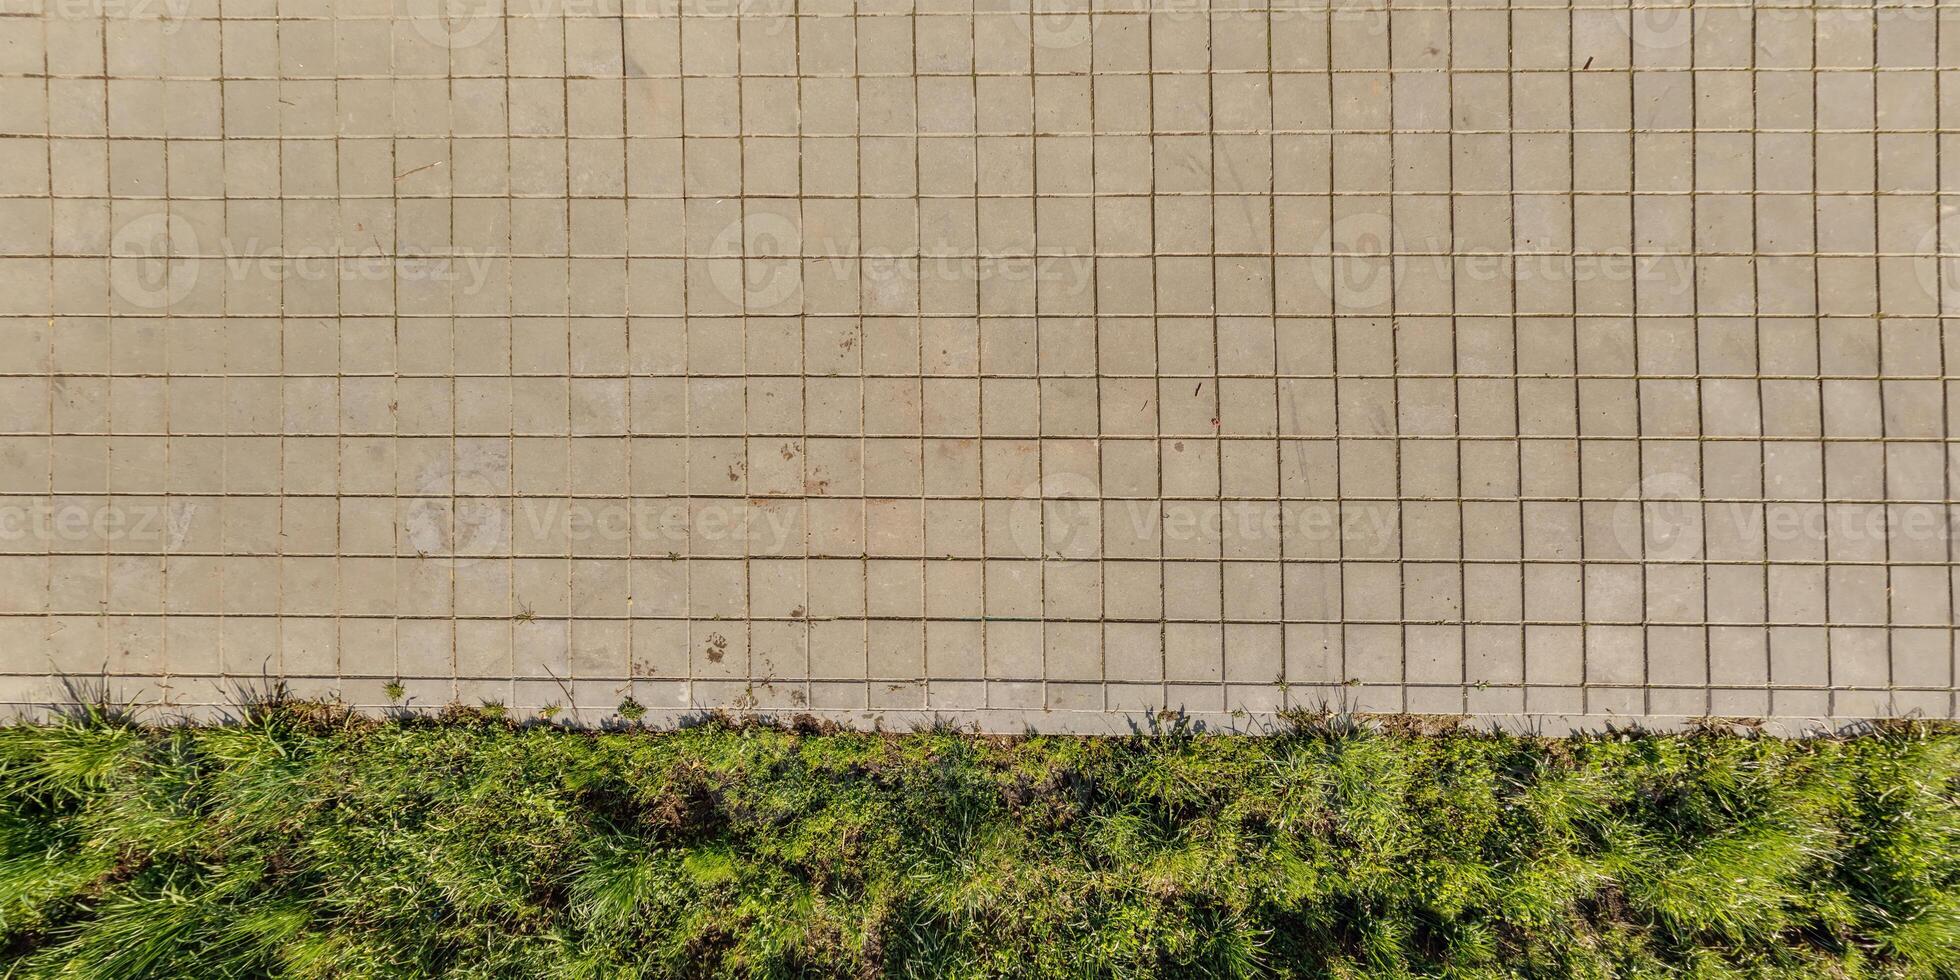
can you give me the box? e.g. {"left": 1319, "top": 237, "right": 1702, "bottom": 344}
{"left": 1, "top": 704, "right": 1956, "bottom": 979}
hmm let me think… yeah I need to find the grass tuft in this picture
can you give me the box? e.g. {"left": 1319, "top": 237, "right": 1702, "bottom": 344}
{"left": 0, "top": 707, "right": 1953, "bottom": 978}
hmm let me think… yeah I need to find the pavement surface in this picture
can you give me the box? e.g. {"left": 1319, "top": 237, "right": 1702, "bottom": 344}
{"left": 0, "top": 0, "right": 1956, "bottom": 731}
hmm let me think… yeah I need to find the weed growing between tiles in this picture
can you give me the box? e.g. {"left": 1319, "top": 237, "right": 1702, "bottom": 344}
{"left": 1, "top": 704, "right": 1955, "bottom": 978}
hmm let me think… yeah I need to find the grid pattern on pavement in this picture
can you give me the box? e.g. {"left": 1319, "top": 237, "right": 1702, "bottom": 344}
{"left": 0, "top": 0, "right": 1955, "bottom": 730}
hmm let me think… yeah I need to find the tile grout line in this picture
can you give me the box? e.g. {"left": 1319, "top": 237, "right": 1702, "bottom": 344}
{"left": 1560, "top": 0, "right": 1581, "bottom": 720}
{"left": 330, "top": 0, "right": 347, "bottom": 706}
{"left": 1149, "top": 0, "right": 1166, "bottom": 714}
{"left": 1322, "top": 1, "right": 1341, "bottom": 706}
{"left": 101, "top": 8, "right": 116, "bottom": 704}
{"left": 911, "top": 0, "right": 924, "bottom": 714}
{"left": 394, "top": 0, "right": 407, "bottom": 705}
{"left": 564, "top": 0, "right": 577, "bottom": 714}
{"left": 854, "top": 0, "right": 868, "bottom": 714}
{"left": 1206, "top": 0, "right": 1223, "bottom": 714}
{"left": 1752, "top": 0, "right": 1772, "bottom": 721}
{"left": 1690, "top": 0, "right": 1709, "bottom": 721}
{"left": 797, "top": 0, "right": 812, "bottom": 715}
{"left": 502, "top": 0, "right": 519, "bottom": 712}
{"left": 1624, "top": 0, "right": 1650, "bottom": 724}
{"left": 965, "top": 0, "right": 983, "bottom": 717}
{"left": 447, "top": 0, "right": 463, "bottom": 706}
{"left": 1090, "top": 1, "right": 1105, "bottom": 717}
{"left": 618, "top": 0, "right": 633, "bottom": 715}
{"left": 149, "top": 5, "right": 162, "bottom": 707}
{"left": 1265, "top": 0, "right": 1282, "bottom": 715}
{"left": 42, "top": 0, "right": 57, "bottom": 699}
{"left": 1029, "top": 0, "right": 1044, "bottom": 715}
{"left": 1385, "top": 1, "right": 1403, "bottom": 715}
{"left": 677, "top": 0, "right": 692, "bottom": 715}
{"left": 1870, "top": 1, "right": 1892, "bottom": 716}
{"left": 1507, "top": 0, "right": 1529, "bottom": 718}
{"left": 1812, "top": 2, "right": 1832, "bottom": 720}
{"left": 736, "top": 0, "right": 752, "bottom": 715}
{"left": 1939, "top": 2, "right": 1956, "bottom": 726}
{"left": 1449, "top": 0, "right": 1465, "bottom": 717}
